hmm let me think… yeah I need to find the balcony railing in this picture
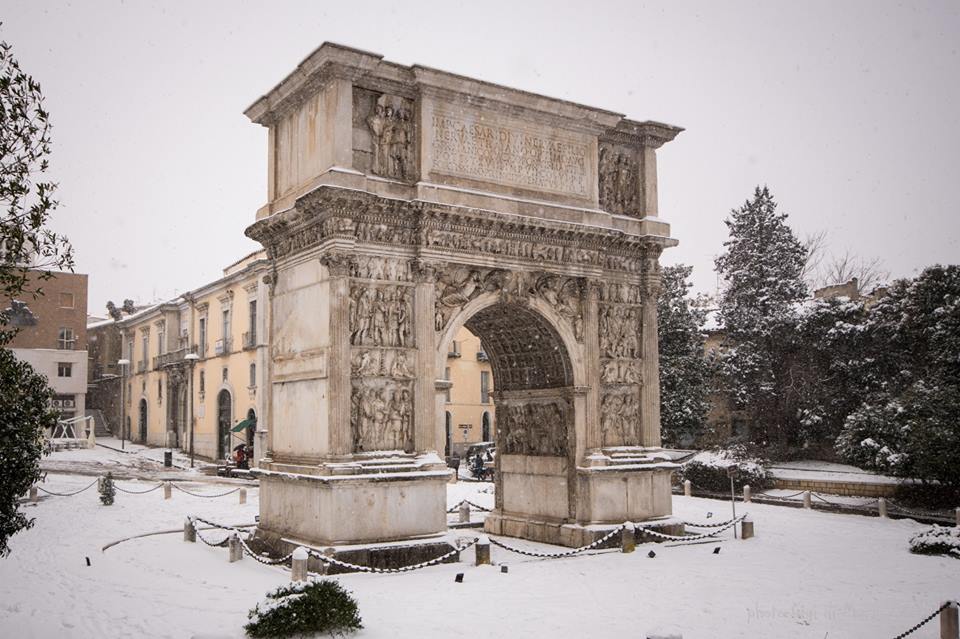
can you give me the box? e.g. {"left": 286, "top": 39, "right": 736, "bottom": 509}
{"left": 136, "top": 360, "right": 147, "bottom": 374}
{"left": 477, "top": 351, "right": 489, "bottom": 362}
{"left": 214, "top": 338, "right": 233, "bottom": 356}
{"left": 154, "top": 345, "right": 199, "bottom": 368}
{"left": 242, "top": 331, "right": 257, "bottom": 350}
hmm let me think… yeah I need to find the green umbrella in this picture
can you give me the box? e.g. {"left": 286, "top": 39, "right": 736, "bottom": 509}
{"left": 231, "top": 417, "right": 256, "bottom": 433}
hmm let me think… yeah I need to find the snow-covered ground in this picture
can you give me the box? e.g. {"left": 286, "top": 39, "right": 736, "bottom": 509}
{"left": 2, "top": 470, "right": 956, "bottom": 638}
{"left": 768, "top": 459, "right": 902, "bottom": 485}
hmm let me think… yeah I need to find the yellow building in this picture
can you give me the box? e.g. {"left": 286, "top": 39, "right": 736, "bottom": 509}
{"left": 115, "top": 251, "right": 270, "bottom": 464}
{"left": 443, "top": 326, "right": 496, "bottom": 457}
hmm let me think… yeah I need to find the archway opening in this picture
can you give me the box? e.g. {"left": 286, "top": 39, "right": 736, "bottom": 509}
{"left": 246, "top": 408, "right": 257, "bottom": 448}
{"left": 217, "top": 390, "right": 232, "bottom": 460}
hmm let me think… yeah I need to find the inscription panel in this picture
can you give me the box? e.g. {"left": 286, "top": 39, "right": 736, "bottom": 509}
{"left": 429, "top": 110, "right": 590, "bottom": 198}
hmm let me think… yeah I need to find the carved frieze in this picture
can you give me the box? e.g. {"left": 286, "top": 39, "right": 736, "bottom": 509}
{"left": 496, "top": 399, "right": 569, "bottom": 457}
{"left": 349, "top": 284, "right": 413, "bottom": 348}
{"left": 599, "top": 304, "right": 640, "bottom": 359}
{"left": 600, "top": 359, "right": 641, "bottom": 385}
{"left": 354, "top": 87, "right": 415, "bottom": 181}
{"left": 531, "top": 274, "right": 584, "bottom": 341}
{"left": 434, "top": 266, "right": 506, "bottom": 331}
{"left": 351, "top": 379, "right": 413, "bottom": 452}
{"left": 350, "top": 256, "right": 413, "bottom": 282}
{"left": 600, "top": 388, "right": 640, "bottom": 446}
{"left": 350, "top": 348, "right": 415, "bottom": 380}
{"left": 598, "top": 142, "right": 640, "bottom": 216}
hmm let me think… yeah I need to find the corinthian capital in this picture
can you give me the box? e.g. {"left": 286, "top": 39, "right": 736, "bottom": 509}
{"left": 320, "top": 252, "right": 354, "bottom": 277}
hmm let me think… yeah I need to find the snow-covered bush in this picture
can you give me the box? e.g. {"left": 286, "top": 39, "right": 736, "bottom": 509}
{"left": 98, "top": 472, "right": 115, "bottom": 506}
{"left": 245, "top": 579, "right": 362, "bottom": 638}
{"left": 909, "top": 525, "right": 960, "bottom": 559}
{"left": 679, "top": 447, "right": 771, "bottom": 492}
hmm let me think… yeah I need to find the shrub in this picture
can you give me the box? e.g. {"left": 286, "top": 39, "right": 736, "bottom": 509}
{"left": 679, "top": 446, "right": 771, "bottom": 492}
{"left": 893, "top": 482, "right": 960, "bottom": 511}
{"left": 245, "top": 579, "right": 362, "bottom": 638}
{"left": 909, "top": 525, "right": 960, "bottom": 559}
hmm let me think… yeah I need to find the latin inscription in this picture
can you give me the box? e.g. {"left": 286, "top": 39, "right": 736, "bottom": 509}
{"left": 431, "top": 113, "right": 589, "bottom": 197}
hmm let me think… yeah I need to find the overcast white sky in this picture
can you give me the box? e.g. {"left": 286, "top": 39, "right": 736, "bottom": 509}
{"left": 4, "top": 0, "right": 959, "bottom": 314}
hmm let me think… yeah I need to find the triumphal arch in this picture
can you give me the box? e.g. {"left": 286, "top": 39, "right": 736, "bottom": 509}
{"left": 245, "top": 44, "right": 682, "bottom": 548}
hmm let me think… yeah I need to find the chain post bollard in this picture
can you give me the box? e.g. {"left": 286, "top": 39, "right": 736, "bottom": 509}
{"left": 683, "top": 480, "right": 691, "bottom": 497}
{"left": 743, "top": 485, "right": 751, "bottom": 503}
{"left": 228, "top": 533, "right": 243, "bottom": 563}
{"left": 803, "top": 491, "right": 812, "bottom": 509}
{"left": 943, "top": 601, "right": 959, "bottom": 639}
{"left": 239, "top": 488, "right": 247, "bottom": 505}
{"left": 184, "top": 518, "right": 196, "bottom": 543}
{"left": 458, "top": 501, "right": 470, "bottom": 524}
{"left": 621, "top": 523, "right": 636, "bottom": 553}
{"left": 475, "top": 535, "right": 491, "bottom": 566}
{"left": 163, "top": 482, "right": 172, "bottom": 500}
{"left": 29, "top": 486, "right": 38, "bottom": 502}
{"left": 291, "top": 547, "right": 308, "bottom": 582}
{"left": 741, "top": 516, "right": 754, "bottom": 540}
{"left": 878, "top": 497, "right": 888, "bottom": 518}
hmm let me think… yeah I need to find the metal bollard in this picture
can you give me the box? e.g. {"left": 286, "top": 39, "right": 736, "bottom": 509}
{"left": 239, "top": 488, "right": 247, "bottom": 505}
{"left": 741, "top": 517, "right": 754, "bottom": 540}
{"left": 291, "top": 547, "right": 309, "bottom": 582}
{"left": 29, "top": 486, "right": 38, "bottom": 502}
{"left": 475, "top": 535, "right": 491, "bottom": 566}
{"left": 184, "top": 518, "right": 196, "bottom": 543}
{"left": 743, "top": 485, "right": 752, "bottom": 503}
{"left": 683, "top": 480, "right": 691, "bottom": 497}
{"left": 803, "top": 491, "right": 812, "bottom": 509}
{"left": 459, "top": 501, "right": 470, "bottom": 524}
{"left": 163, "top": 482, "right": 172, "bottom": 500}
{"left": 878, "top": 497, "right": 888, "bottom": 519}
{"left": 942, "top": 601, "right": 959, "bottom": 639}
{"left": 228, "top": 533, "right": 243, "bottom": 563}
{"left": 621, "top": 523, "right": 636, "bottom": 553}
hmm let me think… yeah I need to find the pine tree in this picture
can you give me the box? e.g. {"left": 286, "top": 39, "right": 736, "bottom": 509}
{"left": 714, "top": 186, "right": 808, "bottom": 455}
{"left": 99, "top": 472, "right": 115, "bottom": 506}
{"left": 657, "top": 264, "right": 711, "bottom": 447}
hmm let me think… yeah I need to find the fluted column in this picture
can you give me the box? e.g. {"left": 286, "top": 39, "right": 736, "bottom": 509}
{"left": 413, "top": 261, "right": 439, "bottom": 453}
{"left": 321, "top": 253, "right": 354, "bottom": 457}
{"left": 639, "top": 245, "right": 663, "bottom": 448}
{"left": 583, "top": 279, "right": 603, "bottom": 451}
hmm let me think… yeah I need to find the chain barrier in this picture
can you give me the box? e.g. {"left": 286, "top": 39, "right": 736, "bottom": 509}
{"left": 890, "top": 601, "right": 954, "bottom": 639}
{"left": 446, "top": 499, "right": 494, "bottom": 513}
{"left": 682, "top": 518, "right": 738, "bottom": 529}
{"left": 887, "top": 500, "right": 949, "bottom": 519}
{"left": 636, "top": 515, "right": 746, "bottom": 542}
{"left": 171, "top": 484, "right": 242, "bottom": 499}
{"left": 307, "top": 539, "right": 479, "bottom": 574}
{"left": 114, "top": 482, "right": 164, "bottom": 495}
{"left": 810, "top": 493, "right": 879, "bottom": 508}
{"left": 35, "top": 478, "right": 100, "bottom": 497}
{"left": 488, "top": 526, "right": 622, "bottom": 559}
{"left": 236, "top": 535, "right": 296, "bottom": 566}
{"left": 755, "top": 490, "right": 806, "bottom": 500}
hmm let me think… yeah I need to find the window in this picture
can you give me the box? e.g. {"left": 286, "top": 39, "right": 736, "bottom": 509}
{"left": 57, "top": 328, "right": 75, "bottom": 350}
{"left": 127, "top": 339, "right": 134, "bottom": 361}
{"left": 157, "top": 326, "right": 165, "bottom": 356}
{"left": 249, "top": 362, "right": 256, "bottom": 388}
{"left": 157, "top": 379, "right": 162, "bottom": 402}
{"left": 141, "top": 333, "right": 149, "bottom": 365}
{"left": 57, "top": 362, "right": 72, "bottom": 377}
{"left": 58, "top": 292, "right": 74, "bottom": 309}
{"left": 222, "top": 367, "right": 228, "bottom": 382}
{"left": 222, "top": 309, "right": 231, "bottom": 339}
{"left": 481, "top": 371, "right": 491, "bottom": 404}
{"left": 198, "top": 317, "right": 207, "bottom": 353}
{"left": 249, "top": 300, "right": 257, "bottom": 342}
{"left": 199, "top": 370, "right": 205, "bottom": 396}
{"left": 444, "top": 366, "right": 451, "bottom": 403}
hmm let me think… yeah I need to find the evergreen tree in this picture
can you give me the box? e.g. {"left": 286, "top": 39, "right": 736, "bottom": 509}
{"left": 714, "top": 186, "right": 808, "bottom": 455}
{"left": 657, "top": 264, "right": 711, "bottom": 447}
{"left": 836, "top": 265, "right": 960, "bottom": 491}
{"left": 99, "top": 472, "right": 115, "bottom": 506}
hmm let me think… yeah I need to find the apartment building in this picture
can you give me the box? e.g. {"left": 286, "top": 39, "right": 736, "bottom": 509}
{"left": 443, "top": 326, "right": 496, "bottom": 457}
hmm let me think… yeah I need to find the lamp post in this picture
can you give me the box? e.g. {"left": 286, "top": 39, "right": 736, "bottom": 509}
{"left": 184, "top": 352, "right": 199, "bottom": 468}
{"left": 117, "top": 359, "right": 130, "bottom": 450}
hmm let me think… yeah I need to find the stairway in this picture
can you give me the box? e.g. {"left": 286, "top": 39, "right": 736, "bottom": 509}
{"left": 85, "top": 409, "right": 112, "bottom": 437}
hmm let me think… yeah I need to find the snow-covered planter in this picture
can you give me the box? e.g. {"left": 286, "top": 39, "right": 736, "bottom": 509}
{"left": 908, "top": 525, "right": 960, "bottom": 559}
{"left": 245, "top": 580, "right": 362, "bottom": 638}
{"left": 679, "top": 447, "right": 771, "bottom": 492}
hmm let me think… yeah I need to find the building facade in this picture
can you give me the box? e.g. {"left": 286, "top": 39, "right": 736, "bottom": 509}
{"left": 4, "top": 270, "right": 89, "bottom": 423}
{"left": 443, "top": 326, "right": 496, "bottom": 457}
{"left": 95, "top": 251, "right": 271, "bottom": 464}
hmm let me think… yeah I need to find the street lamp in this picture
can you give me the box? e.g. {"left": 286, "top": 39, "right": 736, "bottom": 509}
{"left": 117, "top": 359, "right": 130, "bottom": 450}
{"left": 184, "top": 352, "right": 200, "bottom": 468}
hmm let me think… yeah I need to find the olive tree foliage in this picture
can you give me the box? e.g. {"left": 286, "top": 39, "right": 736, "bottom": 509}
{"left": 0, "top": 34, "right": 73, "bottom": 345}
{"left": 0, "top": 32, "right": 71, "bottom": 555}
